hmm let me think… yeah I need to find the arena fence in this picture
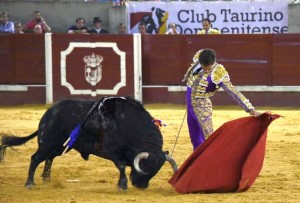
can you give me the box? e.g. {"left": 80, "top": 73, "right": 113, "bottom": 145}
{"left": 0, "top": 34, "right": 300, "bottom": 107}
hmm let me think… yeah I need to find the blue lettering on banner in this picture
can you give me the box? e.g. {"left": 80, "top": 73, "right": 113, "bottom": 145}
{"left": 221, "top": 9, "right": 284, "bottom": 23}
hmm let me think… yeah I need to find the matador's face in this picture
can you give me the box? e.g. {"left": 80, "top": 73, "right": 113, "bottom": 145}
{"left": 202, "top": 62, "right": 215, "bottom": 73}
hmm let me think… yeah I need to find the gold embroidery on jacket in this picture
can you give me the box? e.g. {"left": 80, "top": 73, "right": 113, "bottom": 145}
{"left": 187, "top": 63, "right": 254, "bottom": 112}
{"left": 211, "top": 64, "right": 228, "bottom": 84}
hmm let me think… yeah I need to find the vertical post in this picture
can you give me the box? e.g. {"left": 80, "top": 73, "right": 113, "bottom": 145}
{"left": 133, "top": 33, "right": 142, "bottom": 103}
{"left": 45, "top": 33, "right": 53, "bottom": 104}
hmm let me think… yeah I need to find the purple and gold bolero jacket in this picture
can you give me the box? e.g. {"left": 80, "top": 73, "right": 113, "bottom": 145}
{"left": 185, "top": 62, "right": 254, "bottom": 112}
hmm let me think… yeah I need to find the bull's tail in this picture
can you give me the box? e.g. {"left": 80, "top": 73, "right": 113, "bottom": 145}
{"left": 0, "top": 131, "right": 38, "bottom": 162}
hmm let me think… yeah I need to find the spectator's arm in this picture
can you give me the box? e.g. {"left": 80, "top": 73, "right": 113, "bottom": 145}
{"left": 41, "top": 20, "right": 51, "bottom": 32}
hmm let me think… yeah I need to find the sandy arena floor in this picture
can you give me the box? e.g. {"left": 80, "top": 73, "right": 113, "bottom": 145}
{"left": 0, "top": 104, "right": 299, "bottom": 203}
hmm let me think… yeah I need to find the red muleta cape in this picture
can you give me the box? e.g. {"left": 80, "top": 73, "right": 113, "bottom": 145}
{"left": 169, "top": 113, "right": 280, "bottom": 193}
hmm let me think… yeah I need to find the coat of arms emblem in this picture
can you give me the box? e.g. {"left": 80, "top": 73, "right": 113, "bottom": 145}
{"left": 83, "top": 53, "right": 103, "bottom": 86}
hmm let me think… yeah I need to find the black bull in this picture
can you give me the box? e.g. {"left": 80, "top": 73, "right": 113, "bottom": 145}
{"left": 0, "top": 97, "right": 177, "bottom": 190}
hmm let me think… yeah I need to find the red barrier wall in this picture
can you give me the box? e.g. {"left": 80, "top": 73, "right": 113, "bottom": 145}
{"left": 51, "top": 34, "right": 135, "bottom": 101}
{"left": 0, "top": 34, "right": 300, "bottom": 107}
{"left": 0, "top": 34, "right": 45, "bottom": 84}
{"left": 141, "top": 34, "right": 300, "bottom": 86}
{"left": 141, "top": 34, "right": 300, "bottom": 107}
{"left": 273, "top": 34, "right": 300, "bottom": 85}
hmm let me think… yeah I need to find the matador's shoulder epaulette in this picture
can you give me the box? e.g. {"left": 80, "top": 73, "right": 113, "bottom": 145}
{"left": 211, "top": 64, "right": 228, "bottom": 84}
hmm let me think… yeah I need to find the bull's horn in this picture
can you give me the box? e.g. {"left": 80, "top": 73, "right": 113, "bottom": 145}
{"left": 165, "top": 154, "right": 178, "bottom": 173}
{"left": 133, "top": 152, "right": 149, "bottom": 175}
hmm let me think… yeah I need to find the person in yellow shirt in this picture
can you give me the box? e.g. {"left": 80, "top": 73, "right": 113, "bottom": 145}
{"left": 197, "top": 18, "right": 221, "bottom": 34}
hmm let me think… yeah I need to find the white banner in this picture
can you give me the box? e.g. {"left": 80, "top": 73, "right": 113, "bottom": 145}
{"left": 128, "top": 2, "right": 288, "bottom": 34}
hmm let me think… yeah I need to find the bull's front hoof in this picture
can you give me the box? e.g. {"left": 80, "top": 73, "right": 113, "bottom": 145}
{"left": 118, "top": 178, "right": 128, "bottom": 191}
{"left": 25, "top": 182, "right": 36, "bottom": 189}
{"left": 117, "top": 183, "right": 128, "bottom": 191}
{"left": 118, "top": 186, "right": 128, "bottom": 192}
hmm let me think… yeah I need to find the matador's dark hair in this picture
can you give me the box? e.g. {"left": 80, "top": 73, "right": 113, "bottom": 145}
{"left": 199, "top": 49, "right": 216, "bottom": 66}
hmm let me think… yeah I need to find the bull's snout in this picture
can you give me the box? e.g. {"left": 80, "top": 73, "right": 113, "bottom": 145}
{"left": 132, "top": 181, "right": 149, "bottom": 189}
{"left": 130, "top": 172, "right": 150, "bottom": 189}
